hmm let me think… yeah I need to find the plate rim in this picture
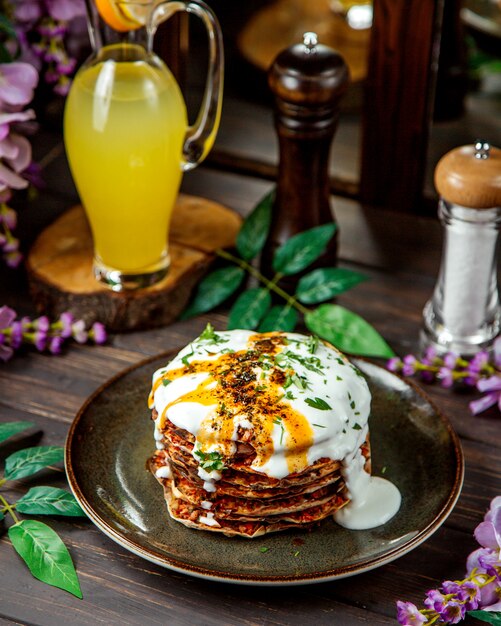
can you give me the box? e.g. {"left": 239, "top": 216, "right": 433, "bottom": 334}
{"left": 65, "top": 351, "right": 465, "bottom": 585}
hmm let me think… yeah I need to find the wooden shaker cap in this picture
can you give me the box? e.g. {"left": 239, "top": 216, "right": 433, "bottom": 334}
{"left": 434, "top": 142, "right": 501, "bottom": 209}
{"left": 268, "top": 32, "right": 349, "bottom": 108}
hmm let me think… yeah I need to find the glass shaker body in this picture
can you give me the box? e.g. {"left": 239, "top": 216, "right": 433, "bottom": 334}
{"left": 422, "top": 199, "right": 501, "bottom": 355}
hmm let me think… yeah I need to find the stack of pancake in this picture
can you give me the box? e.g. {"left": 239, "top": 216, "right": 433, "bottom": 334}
{"left": 148, "top": 328, "right": 371, "bottom": 538}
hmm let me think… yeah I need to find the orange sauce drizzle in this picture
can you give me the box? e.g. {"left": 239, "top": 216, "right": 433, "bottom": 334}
{"left": 149, "top": 335, "right": 316, "bottom": 474}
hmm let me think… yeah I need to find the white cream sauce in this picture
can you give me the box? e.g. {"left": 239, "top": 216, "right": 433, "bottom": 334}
{"left": 149, "top": 328, "right": 401, "bottom": 530}
{"left": 334, "top": 447, "right": 401, "bottom": 529}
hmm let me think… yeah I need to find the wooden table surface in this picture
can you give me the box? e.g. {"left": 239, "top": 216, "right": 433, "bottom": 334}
{"left": 1, "top": 122, "right": 499, "bottom": 626}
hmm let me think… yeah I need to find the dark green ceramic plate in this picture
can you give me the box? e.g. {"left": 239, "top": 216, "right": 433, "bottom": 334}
{"left": 65, "top": 352, "right": 464, "bottom": 585}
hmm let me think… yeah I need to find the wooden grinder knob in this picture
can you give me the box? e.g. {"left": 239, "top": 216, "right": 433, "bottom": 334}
{"left": 261, "top": 32, "right": 350, "bottom": 284}
{"left": 435, "top": 141, "right": 501, "bottom": 208}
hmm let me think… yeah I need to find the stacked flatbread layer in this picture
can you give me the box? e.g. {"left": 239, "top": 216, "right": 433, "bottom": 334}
{"left": 148, "top": 329, "right": 372, "bottom": 538}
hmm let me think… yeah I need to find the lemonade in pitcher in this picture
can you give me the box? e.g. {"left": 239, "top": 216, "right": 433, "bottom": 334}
{"left": 65, "top": 44, "right": 186, "bottom": 275}
{"left": 64, "top": 0, "right": 223, "bottom": 290}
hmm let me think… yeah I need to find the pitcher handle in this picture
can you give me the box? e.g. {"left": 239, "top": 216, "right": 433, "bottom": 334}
{"left": 148, "top": 0, "right": 224, "bottom": 171}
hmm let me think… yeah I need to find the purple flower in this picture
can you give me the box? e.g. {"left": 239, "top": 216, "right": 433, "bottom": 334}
{"left": 53, "top": 77, "right": 70, "bottom": 97}
{"left": 438, "top": 366, "right": 454, "bottom": 388}
{"left": 34, "top": 315, "right": 49, "bottom": 332}
{"left": 0, "top": 305, "right": 16, "bottom": 361}
{"left": 4, "top": 248, "right": 22, "bottom": 268}
{"left": 387, "top": 357, "right": 403, "bottom": 372}
{"left": 0, "top": 333, "right": 13, "bottom": 362}
{"left": 466, "top": 550, "right": 501, "bottom": 609}
{"left": 420, "top": 370, "right": 435, "bottom": 383}
{"left": 396, "top": 601, "right": 427, "bottom": 625}
{"left": 474, "top": 520, "right": 501, "bottom": 553}
{"left": 14, "top": 0, "right": 43, "bottom": 23}
{"left": 10, "top": 320, "right": 23, "bottom": 349}
{"left": 90, "top": 322, "right": 107, "bottom": 345}
{"left": 470, "top": 376, "right": 501, "bottom": 415}
{"left": 59, "top": 311, "right": 74, "bottom": 337}
{"left": 33, "top": 328, "right": 47, "bottom": 351}
{"left": 438, "top": 597, "right": 466, "bottom": 624}
{"left": 485, "top": 496, "right": 501, "bottom": 524}
{"left": 0, "top": 110, "right": 36, "bottom": 193}
{"left": 424, "top": 588, "right": 447, "bottom": 613}
{"left": 0, "top": 205, "right": 17, "bottom": 229}
{"left": 46, "top": 0, "right": 86, "bottom": 21}
{"left": 444, "top": 352, "right": 459, "bottom": 368}
{"left": 441, "top": 579, "right": 480, "bottom": 611}
{"left": 48, "top": 335, "right": 63, "bottom": 354}
{"left": 0, "top": 62, "right": 38, "bottom": 108}
{"left": 469, "top": 351, "right": 490, "bottom": 374}
{"left": 402, "top": 355, "right": 418, "bottom": 376}
{"left": 71, "top": 319, "right": 88, "bottom": 344}
{"left": 422, "top": 346, "right": 437, "bottom": 364}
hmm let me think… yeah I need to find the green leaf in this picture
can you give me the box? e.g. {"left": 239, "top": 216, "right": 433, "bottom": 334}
{"left": 258, "top": 305, "right": 298, "bottom": 332}
{"left": 272, "top": 223, "right": 337, "bottom": 276}
{"left": 296, "top": 268, "right": 367, "bottom": 304}
{"left": 4, "top": 446, "right": 64, "bottom": 481}
{"left": 236, "top": 189, "right": 273, "bottom": 261}
{"left": 305, "top": 304, "right": 395, "bottom": 358}
{"left": 467, "top": 611, "right": 501, "bottom": 625}
{"left": 16, "top": 487, "right": 86, "bottom": 517}
{"left": 305, "top": 397, "right": 332, "bottom": 410}
{"left": 8, "top": 520, "right": 82, "bottom": 598}
{"left": 181, "top": 266, "right": 245, "bottom": 319}
{"left": 0, "top": 421, "right": 35, "bottom": 444}
{"left": 227, "top": 288, "right": 272, "bottom": 330}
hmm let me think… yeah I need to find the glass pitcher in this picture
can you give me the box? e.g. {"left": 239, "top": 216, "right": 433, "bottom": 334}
{"left": 64, "top": 0, "right": 223, "bottom": 291}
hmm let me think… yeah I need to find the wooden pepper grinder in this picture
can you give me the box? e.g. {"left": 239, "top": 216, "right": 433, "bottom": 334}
{"left": 261, "top": 32, "right": 349, "bottom": 287}
{"left": 421, "top": 141, "right": 501, "bottom": 355}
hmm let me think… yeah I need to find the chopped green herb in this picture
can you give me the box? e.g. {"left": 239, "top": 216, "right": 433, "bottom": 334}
{"left": 197, "top": 323, "right": 228, "bottom": 344}
{"left": 336, "top": 376, "right": 343, "bottom": 381}
{"left": 351, "top": 365, "right": 365, "bottom": 379}
{"left": 312, "top": 423, "right": 326, "bottom": 428}
{"left": 342, "top": 428, "right": 346, "bottom": 434}
{"left": 354, "top": 411, "right": 360, "bottom": 416}
{"left": 292, "top": 373, "right": 312, "bottom": 391}
{"left": 306, "top": 334, "right": 319, "bottom": 354}
{"left": 284, "top": 391, "right": 296, "bottom": 400}
{"left": 181, "top": 345, "right": 195, "bottom": 367}
{"left": 352, "top": 423, "right": 362, "bottom": 431}
{"left": 259, "top": 547, "right": 269, "bottom": 553}
{"left": 381, "top": 466, "right": 387, "bottom": 474}
{"left": 162, "top": 378, "right": 171, "bottom": 386}
{"left": 294, "top": 551, "right": 300, "bottom": 557}
{"left": 220, "top": 348, "right": 235, "bottom": 354}
{"left": 273, "top": 418, "right": 285, "bottom": 445}
{"left": 283, "top": 374, "right": 294, "bottom": 389}
{"left": 194, "top": 449, "right": 226, "bottom": 472}
{"left": 350, "top": 401, "right": 356, "bottom": 410}
{"left": 305, "top": 397, "right": 332, "bottom": 410}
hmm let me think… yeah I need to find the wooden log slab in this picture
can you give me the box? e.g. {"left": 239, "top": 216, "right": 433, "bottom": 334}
{"left": 26, "top": 194, "right": 242, "bottom": 332}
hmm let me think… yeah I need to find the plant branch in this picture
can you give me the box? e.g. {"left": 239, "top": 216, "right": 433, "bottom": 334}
{"left": 0, "top": 492, "right": 20, "bottom": 524}
{"left": 216, "top": 248, "right": 310, "bottom": 315}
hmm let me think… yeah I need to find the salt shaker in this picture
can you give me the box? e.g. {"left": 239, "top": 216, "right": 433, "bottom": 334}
{"left": 421, "top": 142, "right": 501, "bottom": 355}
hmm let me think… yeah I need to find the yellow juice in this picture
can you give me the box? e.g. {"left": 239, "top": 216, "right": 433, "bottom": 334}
{"left": 64, "top": 44, "right": 187, "bottom": 273}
